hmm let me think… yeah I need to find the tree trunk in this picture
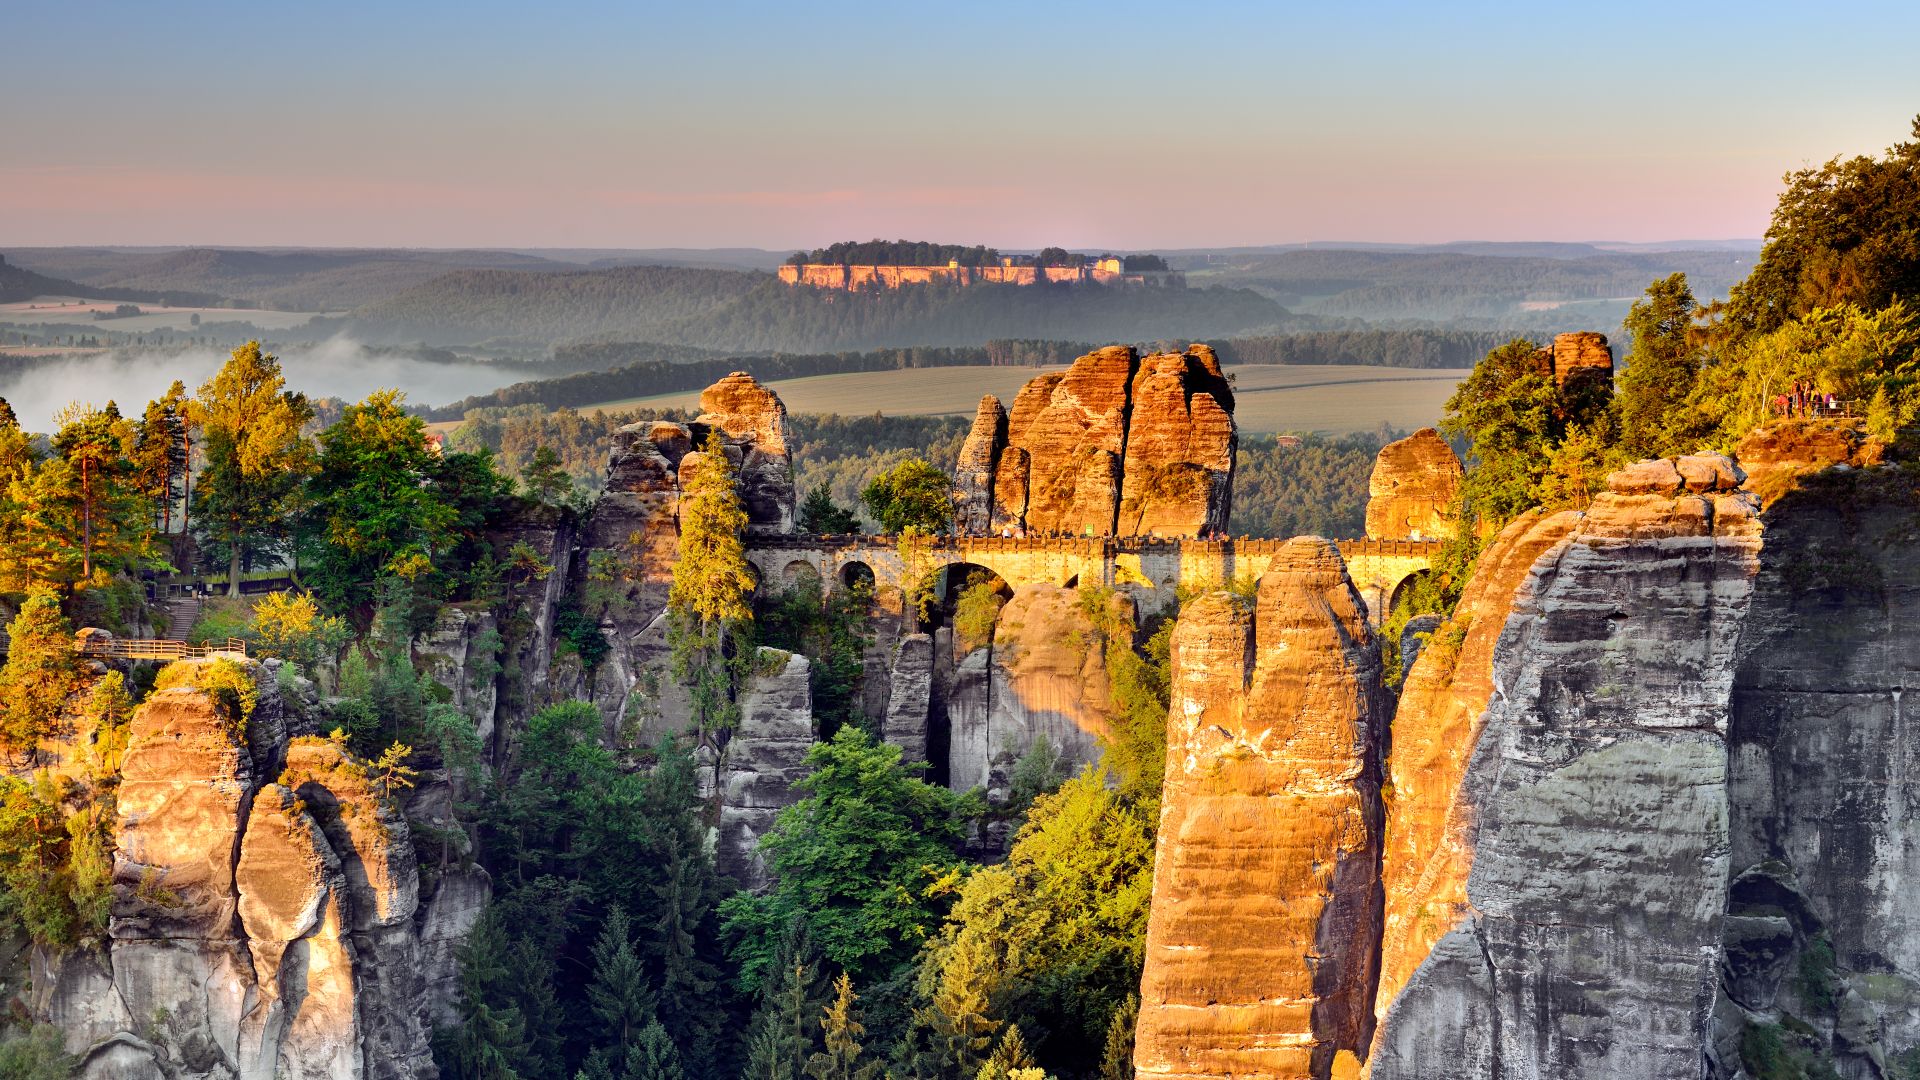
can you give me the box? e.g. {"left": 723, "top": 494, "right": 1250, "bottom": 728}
{"left": 228, "top": 544, "right": 241, "bottom": 597}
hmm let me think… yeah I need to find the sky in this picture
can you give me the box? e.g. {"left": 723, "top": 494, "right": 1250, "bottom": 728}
{"left": 3, "top": 0, "right": 1918, "bottom": 250}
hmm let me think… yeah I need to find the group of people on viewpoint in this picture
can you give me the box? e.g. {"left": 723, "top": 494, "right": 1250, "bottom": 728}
{"left": 1776, "top": 379, "right": 1843, "bottom": 419}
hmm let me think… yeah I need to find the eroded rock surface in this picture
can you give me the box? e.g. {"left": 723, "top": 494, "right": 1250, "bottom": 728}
{"left": 714, "top": 649, "right": 815, "bottom": 884}
{"left": 1135, "top": 538, "right": 1387, "bottom": 1080}
{"left": 1363, "top": 428, "right": 1462, "bottom": 541}
{"left": 1369, "top": 455, "right": 1763, "bottom": 1079}
{"left": 696, "top": 371, "right": 797, "bottom": 536}
{"left": 974, "top": 345, "right": 1236, "bottom": 537}
{"left": 946, "top": 584, "right": 1120, "bottom": 801}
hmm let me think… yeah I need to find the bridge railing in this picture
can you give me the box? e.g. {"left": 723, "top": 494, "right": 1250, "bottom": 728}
{"left": 77, "top": 637, "right": 248, "bottom": 662}
{"left": 748, "top": 533, "right": 1444, "bottom": 559}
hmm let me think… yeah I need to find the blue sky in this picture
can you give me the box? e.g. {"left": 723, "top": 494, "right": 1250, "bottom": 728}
{"left": 3, "top": 0, "right": 1916, "bottom": 248}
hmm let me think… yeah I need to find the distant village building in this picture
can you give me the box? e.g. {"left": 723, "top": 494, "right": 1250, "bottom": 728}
{"left": 778, "top": 254, "right": 1184, "bottom": 290}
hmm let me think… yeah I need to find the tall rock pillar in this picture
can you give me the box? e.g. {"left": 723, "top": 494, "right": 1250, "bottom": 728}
{"left": 1135, "top": 537, "right": 1388, "bottom": 1080}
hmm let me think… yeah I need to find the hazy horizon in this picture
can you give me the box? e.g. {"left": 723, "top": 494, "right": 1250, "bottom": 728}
{"left": 5, "top": 1, "right": 1917, "bottom": 250}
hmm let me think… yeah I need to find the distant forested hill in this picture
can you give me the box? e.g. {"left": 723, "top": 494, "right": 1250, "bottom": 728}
{"left": 0, "top": 253, "right": 214, "bottom": 306}
{"left": 5, "top": 247, "right": 585, "bottom": 312}
{"left": 346, "top": 267, "right": 1289, "bottom": 352}
{"left": 1188, "top": 248, "right": 1755, "bottom": 325}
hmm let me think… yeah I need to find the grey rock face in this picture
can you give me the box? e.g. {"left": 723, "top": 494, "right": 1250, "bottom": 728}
{"left": 954, "top": 396, "right": 1006, "bottom": 537}
{"left": 1371, "top": 457, "right": 1764, "bottom": 1080}
{"left": 1720, "top": 467, "right": 1920, "bottom": 1072}
{"left": 715, "top": 649, "right": 815, "bottom": 885}
{"left": 882, "top": 634, "right": 934, "bottom": 765}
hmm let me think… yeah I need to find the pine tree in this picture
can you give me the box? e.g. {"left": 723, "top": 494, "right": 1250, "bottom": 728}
{"left": 743, "top": 922, "right": 830, "bottom": 1080}
{"left": 191, "top": 341, "right": 314, "bottom": 595}
{"left": 803, "top": 973, "right": 880, "bottom": 1080}
{"left": 50, "top": 403, "right": 149, "bottom": 581}
{"left": 666, "top": 433, "right": 753, "bottom": 736}
{"left": 0, "top": 593, "right": 80, "bottom": 762}
{"left": 435, "top": 912, "right": 533, "bottom": 1080}
{"left": 975, "top": 1025, "right": 1036, "bottom": 1080}
{"left": 621, "top": 1022, "right": 684, "bottom": 1080}
{"left": 918, "top": 931, "right": 998, "bottom": 1078}
{"left": 520, "top": 445, "right": 573, "bottom": 506}
{"left": 1097, "top": 996, "right": 1138, "bottom": 1080}
{"left": 797, "top": 483, "right": 860, "bottom": 534}
{"left": 130, "top": 381, "right": 189, "bottom": 535}
{"left": 646, "top": 832, "right": 723, "bottom": 1059}
{"left": 587, "top": 906, "right": 657, "bottom": 1055}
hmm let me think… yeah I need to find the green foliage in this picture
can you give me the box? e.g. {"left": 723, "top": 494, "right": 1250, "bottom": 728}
{"left": 743, "top": 923, "right": 832, "bottom": 1080}
{"left": 804, "top": 973, "right": 881, "bottom": 1080}
{"left": 950, "top": 575, "right": 1005, "bottom": 655}
{"left": 1231, "top": 430, "right": 1396, "bottom": 539}
{"left": 1730, "top": 116, "right": 1920, "bottom": 333}
{"left": 721, "top": 728, "right": 978, "bottom": 994}
{"left": 249, "top": 591, "right": 351, "bottom": 673}
{"left": 668, "top": 434, "right": 755, "bottom": 737}
{"left": 1440, "top": 338, "right": 1614, "bottom": 541}
{"left": 1616, "top": 274, "right": 1709, "bottom": 459}
{"left": 521, "top": 445, "right": 574, "bottom": 506}
{"left": 555, "top": 602, "right": 613, "bottom": 670}
{"left": 1077, "top": 588, "right": 1173, "bottom": 808}
{"left": 154, "top": 657, "right": 258, "bottom": 742}
{"left": 0, "top": 1024, "right": 79, "bottom": 1080}
{"left": 0, "top": 772, "right": 112, "bottom": 950}
{"left": 1689, "top": 302, "right": 1920, "bottom": 450}
{"left": 790, "top": 241, "right": 1002, "bottom": 268}
{"left": 799, "top": 484, "right": 862, "bottom": 535}
{"left": 0, "top": 592, "right": 79, "bottom": 759}
{"left": 757, "top": 575, "right": 873, "bottom": 740}
{"left": 1795, "top": 934, "right": 1840, "bottom": 1012}
{"left": 914, "top": 769, "right": 1156, "bottom": 1076}
{"left": 1097, "top": 996, "right": 1137, "bottom": 1080}
{"left": 861, "top": 459, "right": 953, "bottom": 535}
{"left": 190, "top": 341, "right": 315, "bottom": 594}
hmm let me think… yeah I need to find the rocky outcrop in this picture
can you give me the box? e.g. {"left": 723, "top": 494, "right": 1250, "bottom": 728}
{"left": 946, "top": 584, "right": 1120, "bottom": 801}
{"left": 1135, "top": 538, "right": 1387, "bottom": 1080}
{"left": 1118, "top": 345, "right": 1236, "bottom": 538}
{"left": 1363, "top": 428, "right": 1462, "bottom": 541}
{"left": 973, "top": 345, "right": 1236, "bottom": 537}
{"left": 882, "top": 633, "right": 934, "bottom": 766}
{"left": 695, "top": 372, "right": 797, "bottom": 536}
{"left": 1368, "top": 455, "right": 1763, "bottom": 1079}
{"left": 713, "top": 649, "right": 814, "bottom": 884}
{"left": 61, "top": 661, "right": 439, "bottom": 1080}
{"left": 1718, "top": 463, "right": 1920, "bottom": 1075}
{"left": 954, "top": 397, "right": 1006, "bottom": 536}
{"left": 1544, "top": 331, "right": 1613, "bottom": 389}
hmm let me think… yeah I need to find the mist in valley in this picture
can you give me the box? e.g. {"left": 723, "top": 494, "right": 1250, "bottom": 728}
{"left": 0, "top": 337, "right": 522, "bottom": 430}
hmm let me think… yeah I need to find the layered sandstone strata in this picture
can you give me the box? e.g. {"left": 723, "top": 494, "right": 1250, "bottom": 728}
{"left": 1369, "top": 454, "right": 1763, "bottom": 1079}
{"left": 946, "top": 584, "right": 1121, "bottom": 800}
{"left": 1135, "top": 538, "right": 1387, "bottom": 1080}
{"left": 1362, "top": 428, "right": 1462, "bottom": 541}
{"left": 66, "top": 659, "right": 439, "bottom": 1080}
{"left": 970, "top": 345, "right": 1235, "bottom": 538}
{"left": 696, "top": 371, "right": 797, "bottom": 535}
{"left": 954, "top": 396, "right": 1007, "bottom": 536}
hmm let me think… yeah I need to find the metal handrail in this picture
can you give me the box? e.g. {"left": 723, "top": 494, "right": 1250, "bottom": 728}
{"left": 77, "top": 637, "right": 248, "bottom": 661}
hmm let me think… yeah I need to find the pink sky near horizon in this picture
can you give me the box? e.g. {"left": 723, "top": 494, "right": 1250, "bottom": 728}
{"left": 4, "top": 2, "right": 1917, "bottom": 250}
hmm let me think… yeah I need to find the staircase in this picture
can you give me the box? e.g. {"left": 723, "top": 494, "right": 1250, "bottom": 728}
{"left": 164, "top": 596, "right": 201, "bottom": 641}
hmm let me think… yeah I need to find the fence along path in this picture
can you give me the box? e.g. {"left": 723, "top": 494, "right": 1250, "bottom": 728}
{"left": 76, "top": 637, "right": 248, "bottom": 661}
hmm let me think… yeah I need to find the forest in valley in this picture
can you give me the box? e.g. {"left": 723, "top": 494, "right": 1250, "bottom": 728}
{"left": 0, "top": 115, "right": 1916, "bottom": 1080}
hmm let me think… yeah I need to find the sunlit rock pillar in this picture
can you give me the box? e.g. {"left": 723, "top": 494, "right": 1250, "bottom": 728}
{"left": 1135, "top": 537, "right": 1388, "bottom": 1080}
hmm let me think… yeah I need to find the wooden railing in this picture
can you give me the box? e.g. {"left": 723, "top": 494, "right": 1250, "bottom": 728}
{"left": 77, "top": 637, "right": 247, "bottom": 661}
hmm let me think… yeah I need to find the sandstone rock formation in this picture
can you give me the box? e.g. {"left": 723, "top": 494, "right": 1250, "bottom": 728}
{"left": 713, "top": 649, "right": 815, "bottom": 884}
{"left": 881, "top": 633, "right": 934, "bottom": 765}
{"left": 695, "top": 372, "right": 797, "bottom": 536}
{"left": 946, "top": 584, "right": 1120, "bottom": 801}
{"left": 968, "top": 345, "right": 1235, "bottom": 538}
{"left": 65, "top": 659, "right": 440, "bottom": 1080}
{"left": 1362, "top": 428, "right": 1462, "bottom": 541}
{"left": 1135, "top": 538, "right": 1387, "bottom": 1080}
{"left": 1718, "top": 463, "right": 1920, "bottom": 1073}
{"left": 1540, "top": 331, "right": 1614, "bottom": 389}
{"left": 1369, "top": 454, "right": 1763, "bottom": 1079}
{"left": 1118, "top": 345, "right": 1236, "bottom": 538}
{"left": 954, "top": 396, "right": 1006, "bottom": 536}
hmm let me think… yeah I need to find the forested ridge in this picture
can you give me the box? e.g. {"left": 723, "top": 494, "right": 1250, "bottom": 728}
{"left": 2, "top": 116, "right": 1917, "bottom": 1080}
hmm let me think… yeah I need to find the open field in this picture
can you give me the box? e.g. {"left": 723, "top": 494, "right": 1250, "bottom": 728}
{"left": 577, "top": 363, "right": 1469, "bottom": 435}
{"left": 0, "top": 297, "right": 321, "bottom": 332}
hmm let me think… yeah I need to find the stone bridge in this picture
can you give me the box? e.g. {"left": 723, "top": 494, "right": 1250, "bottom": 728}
{"left": 744, "top": 535, "right": 1438, "bottom": 624}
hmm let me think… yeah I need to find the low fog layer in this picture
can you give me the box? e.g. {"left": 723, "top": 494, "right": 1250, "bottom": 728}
{"left": 0, "top": 338, "right": 522, "bottom": 431}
